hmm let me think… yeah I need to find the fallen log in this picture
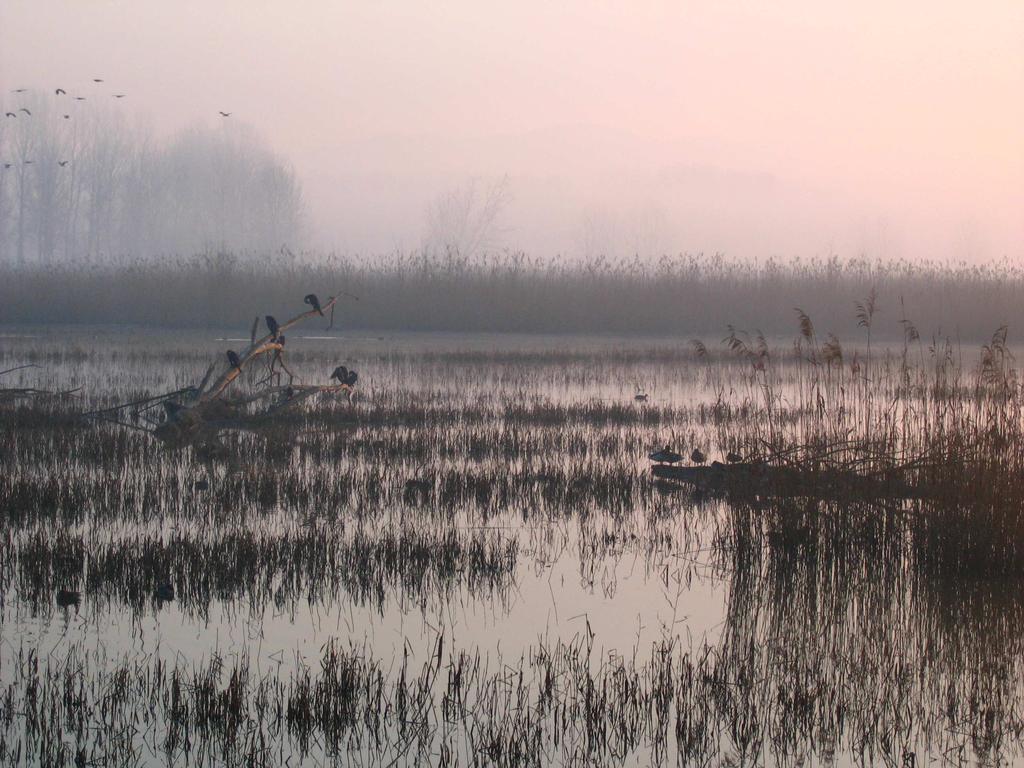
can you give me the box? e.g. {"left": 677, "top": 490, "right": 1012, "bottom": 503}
{"left": 86, "top": 291, "right": 359, "bottom": 452}
{"left": 651, "top": 461, "right": 928, "bottom": 501}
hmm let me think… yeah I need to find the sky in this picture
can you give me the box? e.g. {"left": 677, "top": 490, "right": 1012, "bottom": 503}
{"left": 1, "top": 0, "right": 1021, "bottom": 261}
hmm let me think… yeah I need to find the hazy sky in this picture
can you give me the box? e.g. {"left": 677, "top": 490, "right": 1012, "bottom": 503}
{"left": 2, "top": 1, "right": 1021, "bottom": 261}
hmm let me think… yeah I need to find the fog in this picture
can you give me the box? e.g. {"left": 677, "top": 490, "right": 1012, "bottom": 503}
{"left": 2, "top": 1, "right": 1021, "bottom": 261}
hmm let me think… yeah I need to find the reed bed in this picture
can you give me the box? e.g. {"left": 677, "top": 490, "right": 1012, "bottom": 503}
{"left": 4, "top": 312, "right": 1024, "bottom": 764}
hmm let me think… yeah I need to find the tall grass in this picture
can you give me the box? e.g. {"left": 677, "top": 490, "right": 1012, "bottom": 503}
{"left": 2, "top": 250, "right": 1024, "bottom": 338}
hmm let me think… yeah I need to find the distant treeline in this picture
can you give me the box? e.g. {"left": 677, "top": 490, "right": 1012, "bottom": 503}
{"left": 1, "top": 251, "right": 1022, "bottom": 342}
{"left": 0, "top": 92, "right": 303, "bottom": 263}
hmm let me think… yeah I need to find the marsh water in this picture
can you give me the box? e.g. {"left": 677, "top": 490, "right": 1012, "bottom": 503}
{"left": 2, "top": 326, "right": 1023, "bottom": 766}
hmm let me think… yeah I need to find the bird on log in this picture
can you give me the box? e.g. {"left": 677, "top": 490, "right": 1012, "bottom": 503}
{"left": 649, "top": 446, "right": 683, "bottom": 464}
{"left": 304, "top": 293, "right": 323, "bottom": 315}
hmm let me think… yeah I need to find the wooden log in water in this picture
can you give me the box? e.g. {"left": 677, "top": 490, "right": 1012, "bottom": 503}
{"left": 651, "top": 461, "right": 927, "bottom": 500}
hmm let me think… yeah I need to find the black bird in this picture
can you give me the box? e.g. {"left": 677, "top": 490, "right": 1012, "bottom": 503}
{"left": 74, "top": 97, "right": 86, "bottom": 101}
{"left": 304, "top": 293, "right": 323, "bottom": 315}
{"left": 55, "top": 88, "right": 66, "bottom": 95}
{"left": 12, "top": 88, "right": 27, "bottom": 93}
{"left": 649, "top": 445, "right": 683, "bottom": 464}
{"left": 219, "top": 111, "right": 232, "bottom": 117}
{"left": 634, "top": 392, "right": 649, "bottom": 402}
{"left": 19, "top": 108, "right": 31, "bottom": 116}
{"left": 56, "top": 589, "right": 80, "bottom": 608}
{"left": 63, "top": 114, "right": 70, "bottom": 119}
{"left": 690, "top": 448, "right": 707, "bottom": 465}
{"left": 194, "top": 478, "right": 209, "bottom": 491}
{"left": 725, "top": 451, "right": 743, "bottom": 464}
{"left": 331, "top": 366, "right": 358, "bottom": 386}
{"left": 227, "top": 350, "right": 241, "bottom": 369}
{"left": 265, "top": 315, "right": 280, "bottom": 339}
{"left": 154, "top": 582, "right": 175, "bottom": 602}
{"left": 164, "top": 401, "right": 185, "bottom": 419}
{"left": 23, "top": 160, "right": 33, "bottom": 165}
{"left": 93, "top": 78, "right": 104, "bottom": 83}
{"left": 113, "top": 94, "right": 126, "bottom": 99}
{"left": 58, "top": 160, "right": 69, "bottom": 167}
{"left": 3, "top": 163, "right": 11, "bottom": 169}
{"left": 277, "top": 334, "right": 286, "bottom": 347}
{"left": 4, "top": 113, "right": 15, "bottom": 118}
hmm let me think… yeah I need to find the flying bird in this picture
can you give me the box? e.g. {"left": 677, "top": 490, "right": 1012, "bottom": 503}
{"left": 74, "top": 97, "right": 86, "bottom": 101}
{"left": 690, "top": 448, "right": 706, "bottom": 465}
{"left": 227, "top": 350, "right": 241, "bottom": 369}
{"left": 649, "top": 446, "right": 683, "bottom": 465}
{"left": 63, "top": 115, "right": 70, "bottom": 119}
{"left": 3, "top": 163, "right": 12, "bottom": 169}
{"left": 18, "top": 108, "right": 30, "bottom": 115}
{"left": 4, "top": 113, "right": 14, "bottom": 118}
{"left": 55, "top": 88, "right": 66, "bottom": 95}
{"left": 265, "top": 315, "right": 280, "bottom": 339}
{"left": 304, "top": 293, "right": 323, "bottom": 315}
{"left": 113, "top": 94, "right": 126, "bottom": 99}
{"left": 219, "top": 111, "right": 232, "bottom": 117}
{"left": 93, "top": 78, "right": 104, "bottom": 83}
{"left": 23, "top": 160, "right": 33, "bottom": 165}
{"left": 58, "top": 160, "right": 69, "bottom": 167}
{"left": 12, "top": 88, "right": 27, "bottom": 93}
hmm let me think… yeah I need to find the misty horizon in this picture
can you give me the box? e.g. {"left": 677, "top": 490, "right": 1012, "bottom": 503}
{"left": 2, "top": 1, "right": 1020, "bottom": 263}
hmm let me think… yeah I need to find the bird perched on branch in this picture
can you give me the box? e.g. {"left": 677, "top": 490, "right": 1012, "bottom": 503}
{"left": 304, "top": 293, "right": 323, "bottom": 315}
{"left": 690, "top": 448, "right": 706, "bottom": 465}
{"left": 649, "top": 446, "right": 682, "bottom": 464}
{"left": 265, "top": 315, "right": 280, "bottom": 340}
{"left": 331, "top": 366, "right": 358, "bottom": 386}
{"left": 725, "top": 451, "right": 743, "bottom": 464}
{"left": 164, "top": 401, "right": 185, "bottom": 419}
{"left": 227, "top": 350, "right": 241, "bottom": 369}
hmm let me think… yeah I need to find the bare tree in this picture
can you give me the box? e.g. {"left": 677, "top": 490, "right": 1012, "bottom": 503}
{"left": 423, "top": 175, "right": 511, "bottom": 258}
{"left": 0, "top": 90, "right": 307, "bottom": 262}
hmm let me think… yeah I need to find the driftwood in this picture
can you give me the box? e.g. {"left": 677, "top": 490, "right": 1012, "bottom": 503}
{"left": 651, "top": 461, "right": 927, "bottom": 501}
{"left": 85, "top": 293, "right": 357, "bottom": 450}
{"left": 0, "top": 364, "right": 81, "bottom": 403}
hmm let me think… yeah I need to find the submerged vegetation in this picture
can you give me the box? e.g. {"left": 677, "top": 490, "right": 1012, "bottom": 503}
{"left": 4, "top": 291, "right": 1024, "bottom": 764}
